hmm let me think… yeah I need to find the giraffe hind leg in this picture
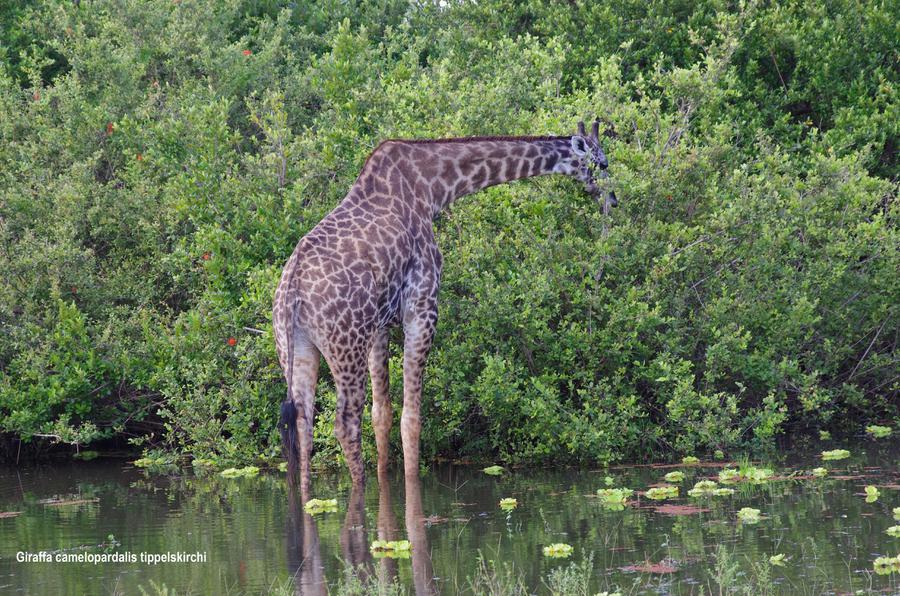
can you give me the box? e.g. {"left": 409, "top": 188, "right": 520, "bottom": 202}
{"left": 368, "top": 328, "right": 391, "bottom": 475}
{"left": 282, "top": 335, "right": 321, "bottom": 497}
{"left": 332, "top": 355, "right": 369, "bottom": 487}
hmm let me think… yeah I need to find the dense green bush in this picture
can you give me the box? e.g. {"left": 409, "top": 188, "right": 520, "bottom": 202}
{"left": 0, "top": 0, "right": 896, "bottom": 465}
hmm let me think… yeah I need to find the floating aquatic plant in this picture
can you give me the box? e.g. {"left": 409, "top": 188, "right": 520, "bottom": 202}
{"left": 894, "top": 507, "right": 900, "bottom": 521}
{"left": 866, "top": 424, "right": 892, "bottom": 438}
{"left": 133, "top": 455, "right": 176, "bottom": 470}
{"left": 304, "top": 498, "right": 338, "bottom": 515}
{"left": 597, "top": 487, "right": 633, "bottom": 511}
{"left": 737, "top": 507, "right": 761, "bottom": 523}
{"left": 499, "top": 498, "right": 517, "bottom": 511}
{"left": 686, "top": 480, "right": 734, "bottom": 497}
{"left": 719, "top": 468, "right": 742, "bottom": 484}
{"left": 371, "top": 540, "right": 411, "bottom": 558}
{"left": 482, "top": 465, "right": 504, "bottom": 476}
{"left": 769, "top": 554, "right": 786, "bottom": 566}
{"left": 818, "top": 430, "right": 831, "bottom": 440}
{"left": 719, "top": 466, "right": 772, "bottom": 485}
{"left": 873, "top": 555, "right": 900, "bottom": 575}
{"left": 745, "top": 467, "right": 773, "bottom": 484}
{"left": 681, "top": 456, "right": 700, "bottom": 465}
{"left": 864, "top": 485, "right": 880, "bottom": 502}
{"left": 886, "top": 526, "right": 900, "bottom": 538}
{"left": 687, "top": 480, "right": 718, "bottom": 497}
{"left": 543, "top": 543, "right": 573, "bottom": 558}
{"left": 604, "top": 476, "right": 615, "bottom": 486}
{"left": 191, "top": 458, "right": 216, "bottom": 469}
{"left": 645, "top": 485, "right": 679, "bottom": 500}
{"left": 664, "top": 471, "right": 685, "bottom": 483}
{"left": 219, "top": 466, "right": 259, "bottom": 479}
{"left": 597, "top": 488, "right": 633, "bottom": 504}
{"left": 714, "top": 449, "right": 725, "bottom": 460}
{"left": 811, "top": 467, "right": 828, "bottom": 478}
{"left": 820, "top": 449, "right": 850, "bottom": 461}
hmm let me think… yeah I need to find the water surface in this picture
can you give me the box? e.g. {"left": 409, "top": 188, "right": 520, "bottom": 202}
{"left": 1, "top": 443, "right": 899, "bottom": 594}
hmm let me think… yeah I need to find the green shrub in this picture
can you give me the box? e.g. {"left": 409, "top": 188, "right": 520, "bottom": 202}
{"left": 0, "top": 0, "right": 896, "bottom": 464}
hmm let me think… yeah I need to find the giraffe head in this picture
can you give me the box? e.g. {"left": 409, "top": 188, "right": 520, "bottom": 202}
{"left": 568, "top": 120, "right": 618, "bottom": 207}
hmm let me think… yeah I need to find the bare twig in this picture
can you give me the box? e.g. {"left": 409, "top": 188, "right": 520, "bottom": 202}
{"left": 848, "top": 319, "right": 887, "bottom": 380}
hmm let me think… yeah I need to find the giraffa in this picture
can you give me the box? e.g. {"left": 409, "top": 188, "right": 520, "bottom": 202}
{"left": 273, "top": 120, "right": 615, "bottom": 494}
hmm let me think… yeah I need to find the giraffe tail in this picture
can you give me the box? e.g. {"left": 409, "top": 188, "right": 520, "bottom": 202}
{"left": 280, "top": 294, "right": 300, "bottom": 483}
{"left": 280, "top": 398, "right": 299, "bottom": 481}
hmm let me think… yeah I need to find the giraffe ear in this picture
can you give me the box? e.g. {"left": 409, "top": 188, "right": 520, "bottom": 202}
{"left": 570, "top": 136, "right": 588, "bottom": 156}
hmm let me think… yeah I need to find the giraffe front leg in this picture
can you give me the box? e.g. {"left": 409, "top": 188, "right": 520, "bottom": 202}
{"left": 368, "top": 329, "right": 392, "bottom": 476}
{"left": 401, "top": 311, "right": 436, "bottom": 479}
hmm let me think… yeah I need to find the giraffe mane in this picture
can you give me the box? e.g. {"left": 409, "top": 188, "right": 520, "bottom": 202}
{"left": 360, "top": 135, "right": 572, "bottom": 171}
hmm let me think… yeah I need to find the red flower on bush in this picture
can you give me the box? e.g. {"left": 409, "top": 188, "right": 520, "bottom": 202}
{"left": 227, "top": 337, "right": 237, "bottom": 346}
{"left": 106, "top": 122, "right": 114, "bottom": 135}
{"left": 32, "top": 92, "right": 40, "bottom": 102}
{"left": 202, "top": 252, "right": 211, "bottom": 260}
{"left": 136, "top": 153, "right": 143, "bottom": 161}
{"left": 242, "top": 49, "right": 252, "bottom": 56}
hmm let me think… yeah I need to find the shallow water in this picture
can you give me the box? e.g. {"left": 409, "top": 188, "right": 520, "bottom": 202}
{"left": 1, "top": 443, "right": 899, "bottom": 594}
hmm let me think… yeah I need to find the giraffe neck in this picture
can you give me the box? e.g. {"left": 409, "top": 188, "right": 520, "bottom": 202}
{"left": 378, "top": 136, "right": 578, "bottom": 216}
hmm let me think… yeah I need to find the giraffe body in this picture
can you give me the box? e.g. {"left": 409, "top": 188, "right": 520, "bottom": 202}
{"left": 273, "top": 123, "right": 613, "bottom": 493}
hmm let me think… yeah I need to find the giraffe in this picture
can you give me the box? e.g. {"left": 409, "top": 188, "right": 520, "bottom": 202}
{"left": 273, "top": 120, "right": 615, "bottom": 494}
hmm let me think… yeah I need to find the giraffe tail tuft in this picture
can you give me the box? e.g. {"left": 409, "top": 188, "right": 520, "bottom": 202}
{"left": 280, "top": 398, "right": 298, "bottom": 482}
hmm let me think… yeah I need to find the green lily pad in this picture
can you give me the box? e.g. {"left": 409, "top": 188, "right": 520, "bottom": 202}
{"left": 219, "top": 466, "right": 260, "bottom": 479}
{"left": 873, "top": 555, "right": 900, "bottom": 575}
{"left": 645, "top": 485, "right": 678, "bottom": 500}
{"left": 664, "top": 471, "right": 685, "bottom": 483}
{"left": 499, "top": 498, "right": 517, "bottom": 510}
{"left": 482, "top": 465, "right": 504, "bottom": 476}
{"left": 371, "top": 540, "right": 411, "bottom": 558}
{"left": 864, "top": 485, "right": 880, "bottom": 502}
{"left": 737, "top": 507, "right": 761, "bottom": 523}
{"left": 304, "top": 498, "right": 338, "bottom": 515}
{"left": 597, "top": 488, "right": 633, "bottom": 507}
{"left": 866, "top": 424, "right": 892, "bottom": 438}
{"left": 543, "top": 543, "right": 573, "bottom": 558}
{"left": 821, "top": 449, "right": 850, "bottom": 461}
{"left": 811, "top": 467, "right": 828, "bottom": 478}
{"left": 886, "top": 526, "right": 900, "bottom": 538}
{"left": 681, "top": 456, "right": 700, "bottom": 465}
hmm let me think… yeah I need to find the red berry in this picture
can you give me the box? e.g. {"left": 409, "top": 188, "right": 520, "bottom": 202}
{"left": 202, "top": 252, "right": 211, "bottom": 260}
{"left": 136, "top": 153, "right": 143, "bottom": 161}
{"left": 106, "top": 122, "right": 114, "bottom": 135}
{"left": 227, "top": 337, "right": 237, "bottom": 346}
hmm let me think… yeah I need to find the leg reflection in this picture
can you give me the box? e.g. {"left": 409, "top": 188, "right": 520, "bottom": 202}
{"left": 286, "top": 488, "right": 326, "bottom": 596}
{"left": 375, "top": 469, "right": 400, "bottom": 585}
{"left": 340, "top": 483, "right": 374, "bottom": 582}
{"left": 404, "top": 474, "right": 438, "bottom": 595}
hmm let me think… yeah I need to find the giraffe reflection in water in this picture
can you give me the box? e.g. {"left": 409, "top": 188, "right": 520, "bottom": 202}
{"left": 286, "top": 473, "right": 437, "bottom": 594}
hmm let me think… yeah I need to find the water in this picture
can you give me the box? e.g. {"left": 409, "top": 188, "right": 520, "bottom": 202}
{"left": 1, "top": 443, "right": 898, "bottom": 594}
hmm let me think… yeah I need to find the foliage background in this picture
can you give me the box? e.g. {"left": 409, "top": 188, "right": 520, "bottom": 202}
{"left": 0, "top": 0, "right": 896, "bottom": 466}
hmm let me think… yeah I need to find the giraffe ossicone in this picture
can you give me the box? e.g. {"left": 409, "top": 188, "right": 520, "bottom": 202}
{"left": 273, "top": 120, "right": 615, "bottom": 494}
